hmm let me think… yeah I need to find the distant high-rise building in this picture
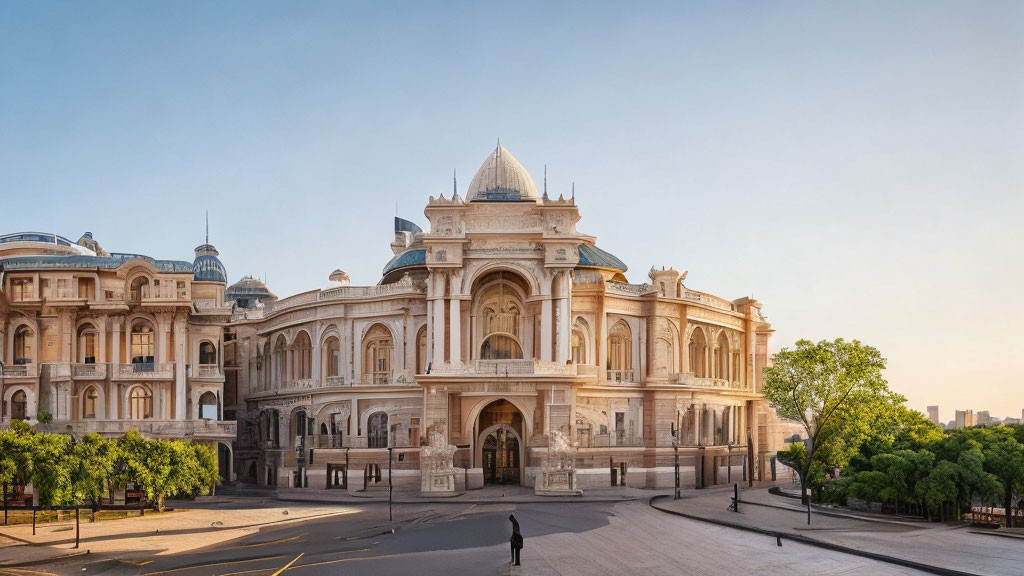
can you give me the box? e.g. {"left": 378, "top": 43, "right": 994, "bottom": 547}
{"left": 977, "top": 410, "right": 991, "bottom": 426}
{"left": 927, "top": 406, "right": 940, "bottom": 425}
{"left": 955, "top": 409, "right": 975, "bottom": 429}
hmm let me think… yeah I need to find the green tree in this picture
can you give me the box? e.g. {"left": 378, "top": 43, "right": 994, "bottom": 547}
{"left": 70, "top": 434, "right": 117, "bottom": 509}
{"left": 918, "top": 460, "right": 959, "bottom": 521}
{"left": 29, "top": 430, "right": 74, "bottom": 506}
{"left": 983, "top": 436, "right": 1024, "bottom": 527}
{"left": 763, "top": 338, "right": 899, "bottom": 504}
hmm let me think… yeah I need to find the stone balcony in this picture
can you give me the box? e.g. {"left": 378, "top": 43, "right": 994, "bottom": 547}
{"left": 112, "top": 362, "right": 176, "bottom": 380}
{"left": 38, "top": 418, "right": 236, "bottom": 440}
{"left": 428, "top": 359, "right": 578, "bottom": 377}
{"left": 190, "top": 364, "right": 224, "bottom": 379}
{"left": 670, "top": 373, "right": 749, "bottom": 391}
{"left": 72, "top": 363, "right": 107, "bottom": 379}
{"left": 1, "top": 363, "right": 37, "bottom": 379}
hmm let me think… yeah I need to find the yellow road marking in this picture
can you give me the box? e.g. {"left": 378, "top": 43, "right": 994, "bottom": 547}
{"left": 121, "top": 560, "right": 154, "bottom": 566}
{"left": 217, "top": 569, "right": 273, "bottom": 576}
{"left": 269, "top": 553, "right": 303, "bottom": 576}
{"left": 0, "top": 569, "right": 56, "bottom": 576}
{"left": 286, "top": 553, "right": 403, "bottom": 571}
{"left": 241, "top": 533, "right": 305, "bottom": 548}
{"left": 141, "top": 555, "right": 284, "bottom": 576}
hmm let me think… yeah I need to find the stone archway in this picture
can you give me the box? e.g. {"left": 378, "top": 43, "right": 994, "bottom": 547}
{"left": 475, "top": 399, "right": 525, "bottom": 485}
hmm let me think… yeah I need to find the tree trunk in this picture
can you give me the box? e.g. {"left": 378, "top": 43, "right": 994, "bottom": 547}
{"left": 1005, "top": 486, "right": 1013, "bottom": 528}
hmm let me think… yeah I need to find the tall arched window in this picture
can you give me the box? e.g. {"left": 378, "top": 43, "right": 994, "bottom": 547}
{"left": 571, "top": 318, "right": 590, "bottom": 365}
{"left": 11, "top": 390, "right": 28, "bottom": 420}
{"left": 416, "top": 326, "right": 427, "bottom": 374}
{"left": 14, "top": 326, "right": 34, "bottom": 365}
{"left": 199, "top": 341, "right": 217, "bottom": 365}
{"left": 293, "top": 332, "right": 312, "bottom": 380}
{"left": 323, "top": 336, "right": 340, "bottom": 378}
{"left": 130, "top": 320, "right": 155, "bottom": 366}
{"left": 273, "top": 335, "right": 287, "bottom": 388}
{"left": 129, "top": 387, "right": 153, "bottom": 420}
{"left": 689, "top": 327, "right": 708, "bottom": 378}
{"left": 78, "top": 325, "right": 97, "bottom": 364}
{"left": 472, "top": 271, "right": 529, "bottom": 360}
{"left": 368, "top": 412, "right": 389, "bottom": 448}
{"left": 199, "top": 391, "right": 218, "bottom": 420}
{"left": 129, "top": 277, "right": 150, "bottom": 300}
{"left": 716, "top": 332, "right": 729, "bottom": 380}
{"left": 83, "top": 387, "right": 99, "bottom": 419}
{"left": 606, "top": 320, "right": 632, "bottom": 382}
{"left": 362, "top": 325, "right": 393, "bottom": 384}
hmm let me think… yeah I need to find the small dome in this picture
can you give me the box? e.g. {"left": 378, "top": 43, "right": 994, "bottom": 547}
{"left": 193, "top": 243, "right": 226, "bottom": 283}
{"left": 577, "top": 244, "right": 627, "bottom": 272}
{"left": 382, "top": 248, "right": 426, "bottom": 276}
{"left": 467, "top": 145, "right": 539, "bottom": 202}
{"left": 329, "top": 269, "right": 351, "bottom": 286}
{"left": 226, "top": 275, "right": 277, "bottom": 308}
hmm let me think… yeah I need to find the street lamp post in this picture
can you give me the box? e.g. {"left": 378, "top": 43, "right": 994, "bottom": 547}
{"left": 387, "top": 447, "right": 394, "bottom": 523}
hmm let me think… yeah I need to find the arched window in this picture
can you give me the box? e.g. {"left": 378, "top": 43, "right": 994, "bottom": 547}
{"left": 129, "top": 277, "right": 150, "bottom": 300}
{"left": 293, "top": 332, "right": 312, "bottom": 380}
{"left": 83, "top": 387, "right": 99, "bottom": 419}
{"left": 368, "top": 412, "right": 389, "bottom": 448}
{"left": 606, "top": 320, "right": 632, "bottom": 382}
{"left": 14, "top": 326, "right": 34, "bottom": 365}
{"left": 481, "top": 334, "right": 524, "bottom": 360}
{"left": 716, "top": 332, "right": 729, "bottom": 380}
{"left": 362, "top": 325, "right": 393, "bottom": 384}
{"left": 416, "top": 326, "right": 427, "bottom": 374}
{"left": 273, "top": 335, "right": 287, "bottom": 388}
{"left": 78, "top": 325, "right": 98, "bottom": 364}
{"left": 571, "top": 318, "right": 590, "bottom": 365}
{"left": 323, "top": 336, "right": 340, "bottom": 378}
{"left": 199, "top": 391, "right": 218, "bottom": 420}
{"left": 129, "top": 387, "right": 153, "bottom": 420}
{"left": 199, "top": 341, "right": 217, "bottom": 365}
{"left": 472, "top": 271, "right": 529, "bottom": 360}
{"left": 689, "top": 327, "right": 708, "bottom": 378}
{"left": 11, "top": 390, "right": 28, "bottom": 420}
{"left": 130, "top": 320, "right": 155, "bottom": 366}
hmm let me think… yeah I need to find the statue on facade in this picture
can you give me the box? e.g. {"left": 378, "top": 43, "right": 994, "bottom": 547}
{"left": 535, "top": 429, "right": 582, "bottom": 496}
{"left": 420, "top": 429, "right": 458, "bottom": 495}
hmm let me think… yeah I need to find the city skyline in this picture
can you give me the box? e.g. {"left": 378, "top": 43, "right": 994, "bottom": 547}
{"left": 2, "top": 1, "right": 1022, "bottom": 414}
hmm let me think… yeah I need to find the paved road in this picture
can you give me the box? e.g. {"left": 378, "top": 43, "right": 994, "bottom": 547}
{"left": 34, "top": 500, "right": 930, "bottom": 576}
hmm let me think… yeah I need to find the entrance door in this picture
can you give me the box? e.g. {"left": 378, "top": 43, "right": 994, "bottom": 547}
{"left": 482, "top": 425, "right": 520, "bottom": 484}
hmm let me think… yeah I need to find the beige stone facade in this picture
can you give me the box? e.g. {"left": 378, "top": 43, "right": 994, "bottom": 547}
{"left": 0, "top": 232, "right": 236, "bottom": 479}
{"left": 227, "top": 145, "right": 778, "bottom": 491}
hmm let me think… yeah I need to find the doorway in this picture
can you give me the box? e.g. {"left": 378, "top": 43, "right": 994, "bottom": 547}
{"left": 477, "top": 399, "right": 524, "bottom": 485}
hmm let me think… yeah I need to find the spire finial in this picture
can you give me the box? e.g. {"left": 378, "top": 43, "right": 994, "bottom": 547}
{"left": 205, "top": 210, "right": 209, "bottom": 244}
{"left": 453, "top": 168, "right": 457, "bottom": 196}
{"left": 544, "top": 164, "right": 547, "bottom": 195}
{"left": 571, "top": 181, "right": 575, "bottom": 200}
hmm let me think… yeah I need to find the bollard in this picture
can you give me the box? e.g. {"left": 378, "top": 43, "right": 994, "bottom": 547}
{"left": 733, "top": 483, "right": 739, "bottom": 513}
{"left": 75, "top": 507, "right": 80, "bottom": 549}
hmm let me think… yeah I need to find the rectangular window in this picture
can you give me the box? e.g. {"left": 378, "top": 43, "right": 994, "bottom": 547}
{"left": 131, "top": 333, "right": 154, "bottom": 364}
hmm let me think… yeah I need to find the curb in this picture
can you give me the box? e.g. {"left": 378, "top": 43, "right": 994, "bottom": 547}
{"left": 276, "top": 496, "right": 639, "bottom": 505}
{"left": 648, "top": 495, "right": 982, "bottom": 576}
{"left": 0, "top": 549, "right": 91, "bottom": 568}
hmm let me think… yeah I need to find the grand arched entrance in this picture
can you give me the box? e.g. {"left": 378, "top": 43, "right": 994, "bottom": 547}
{"left": 477, "top": 399, "right": 524, "bottom": 485}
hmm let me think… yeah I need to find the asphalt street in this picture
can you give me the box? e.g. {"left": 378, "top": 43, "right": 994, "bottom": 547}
{"left": 39, "top": 502, "right": 610, "bottom": 576}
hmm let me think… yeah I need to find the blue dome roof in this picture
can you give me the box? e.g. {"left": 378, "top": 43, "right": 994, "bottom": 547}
{"left": 193, "top": 255, "right": 227, "bottom": 283}
{"left": 577, "top": 244, "right": 627, "bottom": 272}
{"left": 382, "top": 248, "right": 426, "bottom": 276}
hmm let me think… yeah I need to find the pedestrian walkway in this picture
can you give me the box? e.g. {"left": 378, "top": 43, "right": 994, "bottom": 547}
{"left": 0, "top": 502, "right": 356, "bottom": 568}
{"left": 273, "top": 484, "right": 642, "bottom": 505}
{"left": 651, "top": 487, "right": 1024, "bottom": 576}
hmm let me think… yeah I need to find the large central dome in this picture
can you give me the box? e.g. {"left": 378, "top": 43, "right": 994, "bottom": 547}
{"left": 466, "top": 145, "right": 539, "bottom": 202}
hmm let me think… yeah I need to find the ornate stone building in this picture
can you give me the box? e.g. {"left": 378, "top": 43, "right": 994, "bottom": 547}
{"left": 228, "top": 145, "right": 776, "bottom": 491}
{"left": 0, "top": 231, "right": 236, "bottom": 480}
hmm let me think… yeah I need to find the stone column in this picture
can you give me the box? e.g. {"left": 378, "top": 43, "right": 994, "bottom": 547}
{"left": 425, "top": 300, "right": 434, "bottom": 366}
{"left": 174, "top": 315, "right": 187, "bottom": 420}
{"left": 540, "top": 298, "right": 553, "bottom": 362}
{"left": 449, "top": 297, "right": 461, "bottom": 364}
{"left": 350, "top": 398, "right": 358, "bottom": 438}
{"left": 554, "top": 271, "right": 570, "bottom": 364}
{"left": 638, "top": 318, "right": 647, "bottom": 383}
{"left": 432, "top": 292, "right": 445, "bottom": 366}
{"left": 405, "top": 310, "right": 416, "bottom": 376}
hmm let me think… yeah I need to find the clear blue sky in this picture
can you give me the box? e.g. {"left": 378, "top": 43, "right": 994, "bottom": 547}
{"left": 2, "top": 1, "right": 1022, "bottom": 419}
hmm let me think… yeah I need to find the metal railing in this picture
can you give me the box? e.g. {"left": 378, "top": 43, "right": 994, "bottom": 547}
{"left": 606, "top": 369, "right": 634, "bottom": 383}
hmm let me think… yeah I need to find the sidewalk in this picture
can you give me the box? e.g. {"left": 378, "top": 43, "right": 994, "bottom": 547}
{"left": 650, "top": 487, "right": 1024, "bottom": 576}
{"left": 0, "top": 502, "right": 357, "bottom": 568}
{"left": 272, "top": 484, "right": 644, "bottom": 505}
